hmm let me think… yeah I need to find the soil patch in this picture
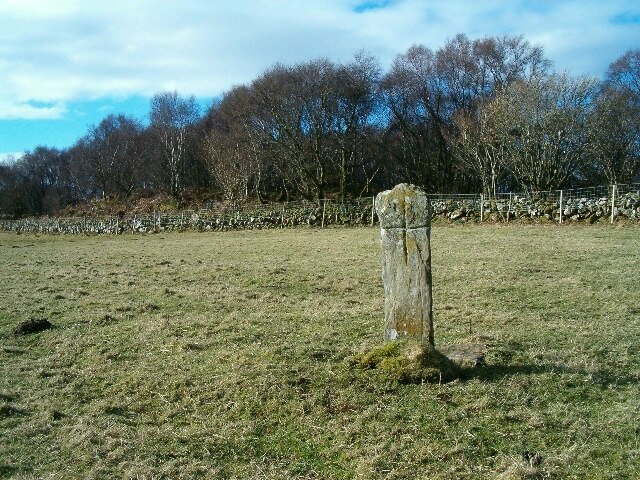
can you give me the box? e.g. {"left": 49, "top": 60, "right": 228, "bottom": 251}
{"left": 13, "top": 318, "right": 53, "bottom": 336}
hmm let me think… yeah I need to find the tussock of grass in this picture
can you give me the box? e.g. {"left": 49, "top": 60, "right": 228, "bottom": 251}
{"left": 0, "top": 226, "right": 639, "bottom": 479}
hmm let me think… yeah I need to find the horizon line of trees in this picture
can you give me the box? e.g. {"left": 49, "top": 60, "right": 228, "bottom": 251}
{"left": 1, "top": 34, "right": 639, "bottom": 218}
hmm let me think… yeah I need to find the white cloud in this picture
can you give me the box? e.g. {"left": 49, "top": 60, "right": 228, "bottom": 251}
{"left": 0, "top": 0, "right": 638, "bottom": 120}
{"left": 0, "top": 99, "right": 67, "bottom": 120}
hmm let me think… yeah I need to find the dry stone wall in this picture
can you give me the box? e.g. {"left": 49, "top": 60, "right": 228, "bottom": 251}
{"left": 1, "top": 188, "right": 638, "bottom": 235}
{"left": 434, "top": 191, "right": 640, "bottom": 224}
{"left": 0, "top": 200, "right": 374, "bottom": 235}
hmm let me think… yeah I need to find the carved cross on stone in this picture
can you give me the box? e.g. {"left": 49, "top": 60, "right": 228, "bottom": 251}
{"left": 375, "top": 184, "right": 434, "bottom": 346}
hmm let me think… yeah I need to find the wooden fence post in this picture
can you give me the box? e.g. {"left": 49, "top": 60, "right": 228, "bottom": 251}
{"left": 371, "top": 196, "right": 375, "bottom": 226}
{"left": 480, "top": 194, "right": 484, "bottom": 222}
{"left": 321, "top": 199, "right": 326, "bottom": 228}
{"left": 559, "top": 190, "right": 563, "bottom": 224}
{"left": 611, "top": 184, "right": 616, "bottom": 224}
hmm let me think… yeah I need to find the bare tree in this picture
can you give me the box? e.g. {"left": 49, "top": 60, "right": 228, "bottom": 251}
{"left": 452, "top": 99, "right": 509, "bottom": 196}
{"left": 586, "top": 89, "right": 640, "bottom": 184}
{"left": 494, "top": 74, "right": 599, "bottom": 191}
{"left": 381, "top": 44, "right": 450, "bottom": 191}
{"left": 605, "top": 49, "right": 640, "bottom": 101}
{"left": 474, "top": 34, "right": 551, "bottom": 89}
{"left": 2, "top": 147, "right": 68, "bottom": 216}
{"left": 333, "top": 53, "right": 382, "bottom": 200}
{"left": 250, "top": 59, "right": 344, "bottom": 201}
{"left": 203, "top": 86, "right": 263, "bottom": 201}
{"left": 382, "top": 34, "right": 551, "bottom": 192}
{"left": 150, "top": 91, "right": 200, "bottom": 197}
{"left": 81, "top": 114, "right": 143, "bottom": 198}
{"left": 589, "top": 48, "right": 640, "bottom": 184}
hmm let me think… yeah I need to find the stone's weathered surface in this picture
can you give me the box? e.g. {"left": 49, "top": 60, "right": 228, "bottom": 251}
{"left": 376, "top": 185, "right": 430, "bottom": 229}
{"left": 376, "top": 184, "right": 433, "bottom": 346}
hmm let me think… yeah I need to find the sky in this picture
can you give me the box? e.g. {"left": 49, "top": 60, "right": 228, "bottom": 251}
{"left": 1, "top": 0, "right": 639, "bottom": 162}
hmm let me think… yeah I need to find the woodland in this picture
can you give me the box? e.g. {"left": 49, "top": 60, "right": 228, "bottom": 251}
{"left": 1, "top": 35, "right": 638, "bottom": 217}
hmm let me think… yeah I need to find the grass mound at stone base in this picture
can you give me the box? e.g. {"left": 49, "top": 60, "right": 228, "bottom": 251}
{"left": 347, "top": 340, "right": 460, "bottom": 384}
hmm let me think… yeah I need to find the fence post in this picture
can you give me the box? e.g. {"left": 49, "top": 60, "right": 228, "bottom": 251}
{"left": 281, "top": 204, "right": 285, "bottom": 228}
{"left": 480, "top": 194, "right": 484, "bottom": 222}
{"left": 611, "top": 184, "right": 617, "bottom": 224}
{"left": 321, "top": 199, "right": 326, "bottom": 228}
{"left": 507, "top": 193, "right": 512, "bottom": 222}
{"left": 371, "top": 195, "right": 375, "bottom": 226}
{"left": 559, "top": 190, "right": 563, "bottom": 224}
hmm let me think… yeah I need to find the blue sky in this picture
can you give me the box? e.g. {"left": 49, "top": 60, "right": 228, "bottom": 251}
{"left": 1, "top": 0, "right": 638, "bottom": 161}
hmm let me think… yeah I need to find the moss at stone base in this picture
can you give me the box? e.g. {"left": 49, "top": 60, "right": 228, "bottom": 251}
{"left": 347, "top": 340, "right": 459, "bottom": 384}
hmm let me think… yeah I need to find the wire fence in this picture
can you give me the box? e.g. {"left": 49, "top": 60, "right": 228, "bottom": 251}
{"left": 1, "top": 183, "right": 638, "bottom": 234}
{"left": 429, "top": 183, "right": 640, "bottom": 222}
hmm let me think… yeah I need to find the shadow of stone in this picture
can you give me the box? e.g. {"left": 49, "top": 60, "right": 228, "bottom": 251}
{"left": 458, "top": 363, "right": 548, "bottom": 382}
{"left": 458, "top": 362, "right": 639, "bottom": 386}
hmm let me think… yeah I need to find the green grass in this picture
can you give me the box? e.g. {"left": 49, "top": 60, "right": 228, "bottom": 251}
{"left": 0, "top": 225, "right": 638, "bottom": 479}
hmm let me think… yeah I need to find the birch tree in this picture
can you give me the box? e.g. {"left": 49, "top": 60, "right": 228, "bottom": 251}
{"left": 150, "top": 91, "right": 199, "bottom": 197}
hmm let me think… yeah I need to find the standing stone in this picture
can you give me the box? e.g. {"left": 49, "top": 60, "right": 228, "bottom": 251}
{"left": 375, "top": 184, "right": 434, "bottom": 346}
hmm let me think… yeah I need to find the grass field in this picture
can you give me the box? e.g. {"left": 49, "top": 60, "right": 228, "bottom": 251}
{"left": 0, "top": 225, "right": 639, "bottom": 479}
